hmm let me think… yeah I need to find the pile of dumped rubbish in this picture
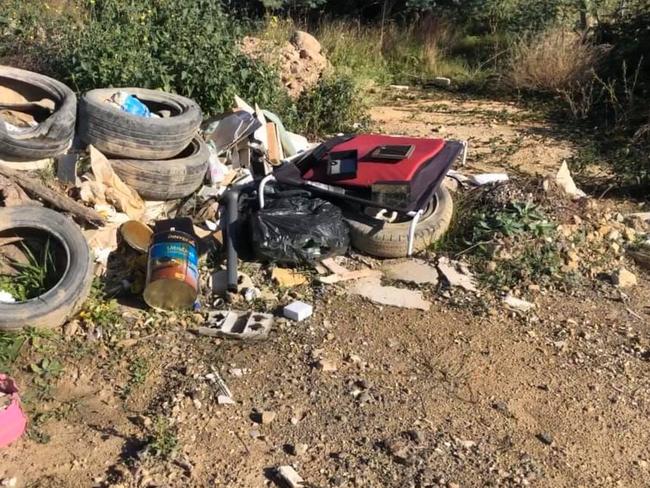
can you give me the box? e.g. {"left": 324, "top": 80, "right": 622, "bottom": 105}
{"left": 1, "top": 64, "right": 649, "bottom": 459}
{"left": 0, "top": 64, "right": 474, "bottom": 331}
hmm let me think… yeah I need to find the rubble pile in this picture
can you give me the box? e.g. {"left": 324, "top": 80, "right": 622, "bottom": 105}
{"left": 240, "top": 31, "right": 329, "bottom": 98}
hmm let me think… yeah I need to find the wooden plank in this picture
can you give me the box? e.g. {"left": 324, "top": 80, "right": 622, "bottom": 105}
{"left": 0, "top": 165, "right": 104, "bottom": 226}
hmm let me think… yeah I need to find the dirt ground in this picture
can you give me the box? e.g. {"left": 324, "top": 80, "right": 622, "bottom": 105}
{"left": 2, "top": 91, "right": 649, "bottom": 488}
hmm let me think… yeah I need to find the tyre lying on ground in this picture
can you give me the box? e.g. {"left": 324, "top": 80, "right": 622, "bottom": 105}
{"left": 344, "top": 185, "right": 454, "bottom": 258}
{"left": 0, "top": 66, "right": 77, "bottom": 162}
{"left": 78, "top": 87, "right": 202, "bottom": 160}
{"left": 0, "top": 206, "right": 94, "bottom": 332}
{"left": 107, "top": 137, "right": 210, "bottom": 200}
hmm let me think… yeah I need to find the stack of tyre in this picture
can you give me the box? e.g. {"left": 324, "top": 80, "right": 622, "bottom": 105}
{"left": 78, "top": 88, "right": 209, "bottom": 200}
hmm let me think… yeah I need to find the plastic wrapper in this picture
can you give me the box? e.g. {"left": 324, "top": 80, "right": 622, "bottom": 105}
{"left": 251, "top": 196, "right": 349, "bottom": 265}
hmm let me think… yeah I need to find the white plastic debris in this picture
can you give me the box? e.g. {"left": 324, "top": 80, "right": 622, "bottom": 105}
{"left": 468, "top": 173, "right": 509, "bottom": 186}
{"left": 555, "top": 161, "right": 586, "bottom": 198}
{"left": 0, "top": 291, "right": 16, "bottom": 303}
{"left": 283, "top": 301, "right": 313, "bottom": 321}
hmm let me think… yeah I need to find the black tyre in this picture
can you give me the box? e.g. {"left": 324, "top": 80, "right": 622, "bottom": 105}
{"left": 107, "top": 137, "right": 209, "bottom": 200}
{"left": 78, "top": 87, "right": 202, "bottom": 160}
{"left": 0, "top": 206, "right": 94, "bottom": 332}
{"left": 345, "top": 185, "right": 454, "bottom": 258}
{"left": 0, "top": 66, "right": 76, "bottom": 161}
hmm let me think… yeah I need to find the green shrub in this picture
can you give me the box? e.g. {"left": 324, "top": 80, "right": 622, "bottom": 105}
{"left": 293, "top": 74, "right": 369, "bottom": 138}
{"left": 46, "top": 0, "right": 286, "bottom": 117}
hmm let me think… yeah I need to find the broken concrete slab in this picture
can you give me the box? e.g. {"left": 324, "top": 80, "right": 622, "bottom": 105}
{"left": 348, "top": 277, "right": 431, "bottom": 311}
{"left": 437, "top": 257, "right": 478, "bottom": 292}
{"left": 319, "top": 268, "right": 382, "bottom": 284}
{"left": 382, "top": 259, "right": 439, "bottom": 285}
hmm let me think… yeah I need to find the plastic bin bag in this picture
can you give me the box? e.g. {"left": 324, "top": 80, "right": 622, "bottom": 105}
{"left": 251, "top": 196, "right": 349, "bottom": 265}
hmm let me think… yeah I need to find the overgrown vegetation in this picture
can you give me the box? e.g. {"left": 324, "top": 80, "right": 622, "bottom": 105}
{"left": 1, "top": 0, "right": 648, "bottom": 181}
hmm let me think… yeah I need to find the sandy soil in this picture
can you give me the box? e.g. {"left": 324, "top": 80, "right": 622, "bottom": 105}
{"left": 1, "top": 92, "right": 649, "bottom": 488}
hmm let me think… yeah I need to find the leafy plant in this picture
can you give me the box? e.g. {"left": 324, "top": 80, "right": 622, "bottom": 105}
{"left": 0, "top": 239, "right": 60, "bottom": 302}
{"left": 0, "top": 328, "right": 55, "bottom": 374}
{"left": 121, "top": 356, "right": 149, "bottom": 398}
{"left": 29, "top": 357, "right": 64, "bottom": 400}
{"left": 293, "top": 74, "right": 370, "bottom": 137}
{"left": 146, "top": 417, "right": 179, "bottom": 459}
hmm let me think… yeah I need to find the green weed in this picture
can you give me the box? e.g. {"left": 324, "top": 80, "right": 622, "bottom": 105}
{"left": 0, "top": 328, "right": 55, "bottom": 374}
{"left": 29, "top": 357, "right": 64, "bottom": 400}
{"left": 0, "top": 239, "right": 60, "bottom": 302}
{"left": 146, "top": 417, "right": 179, "bottom": 459}
{"left": 78, "top": 279, "right": 122, "bottom": 344}
{"left": 121, "top": 356, "right": 149, "bottom": 398}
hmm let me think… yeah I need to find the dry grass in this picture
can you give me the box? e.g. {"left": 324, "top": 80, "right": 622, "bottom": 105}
{"left": 507, "top": 28, "right": 603, "bottom": 93}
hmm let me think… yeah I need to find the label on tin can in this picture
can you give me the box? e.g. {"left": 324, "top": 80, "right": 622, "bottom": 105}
{"left": 148, "top": 240, "right": 199, "bottom": 290}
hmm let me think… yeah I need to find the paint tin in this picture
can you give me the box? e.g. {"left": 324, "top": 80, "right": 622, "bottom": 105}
{"left": 120, "top": 220, "right": 153, "bottom": 253}
{"left": 143, "top": 218, "right": 199, "bottom": 311}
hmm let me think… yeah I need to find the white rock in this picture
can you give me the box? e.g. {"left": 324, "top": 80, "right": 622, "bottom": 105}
{"left": 503, "top": 294, "right": 535, "bottom": 313}
{"left": 612, "top": 268, "right": 637, "bottom": 288}
{"left": 275, "top": 465, "right": 304, "bottom": 488}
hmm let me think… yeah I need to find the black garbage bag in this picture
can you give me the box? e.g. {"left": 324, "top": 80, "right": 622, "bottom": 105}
{"left": 251, "top": 196, "right": 349, "bottom": 265}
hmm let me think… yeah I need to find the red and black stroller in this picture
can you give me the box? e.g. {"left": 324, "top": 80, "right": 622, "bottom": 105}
{"left": 222, "top": 134, "right": 466, "bottom": 290}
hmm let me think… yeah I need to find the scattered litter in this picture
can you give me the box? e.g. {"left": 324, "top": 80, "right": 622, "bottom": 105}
{"left": 284, "top": 301, "right": 313, "bottom": 321}
{"left": 211, "top": 270, "right": 254, "bottom": 296}
{"left": 107, "top": 91, "right": 157, "bottom": 118}
{"left": 468, "top": 173, "right": 509, "bottom": 186}
{"left": 243, "top": 287, "right": 262, "bottom": 302}
{"left": 119, "top": 220, "right": 153, "bottom": 252}
{"left": 80, "top": 146, "right": 145, "bottom": 219}
{"left": 348, "top": 277, "right": 431, "bottom": 311}
{"left": 251, "top": 196, "right": 349, "bottom": 265}
{"left": 0, "top": 374, "right": 27, "bottom": 448}
{"left": 555, "top": 161, "right": 586, "bottom": 198}
{"left": 0, "top": 165, "right": 104, "bottom": 226}
{"left": 431, "top": 76, "right": 452, "bottom": 88}
{"left": 84, "top": 225, "right": 119, "bottom": 267}
{"left": 389, "top": 85, "right": 410, "bottom": 91}
{"left": 382, "top": 259, "right": 439, "bottom": 285}
{"left": 319, "top": 267, "right": 381, "bottom": 284}
{"left": 272, "top": 267, "right": 307, "bottom": 287}
{"left": 503, "top": 294, "right": 535, "bottom": 313}
{"left": 56, "top": 153, "right": 78, "bottom": 185}
{"left": 437, "top": 257, "right": 478, "bottom": 292}
{"left": 198, "top": 310, "right": 273, "bottom": 341}
{"left": 0, "top": 291, "right": 15, "bottom": 304}
{"left": 273, "top": 466, "right": 304, "bottom": 488}
{"left": 205, "top": 371, "right": 234, "bottom": 405}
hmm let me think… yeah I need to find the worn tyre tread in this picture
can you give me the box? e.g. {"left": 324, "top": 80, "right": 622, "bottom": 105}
{"left": 108, "top": 137, "right": 209, "bottom": 200}
{"left": 78, "top": 87, "right": 202, "bottom": 160}
{"left": 345, "top": 186, "right": 454, "bottom": 258}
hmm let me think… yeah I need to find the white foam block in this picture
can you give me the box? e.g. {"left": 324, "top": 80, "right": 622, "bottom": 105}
{"left": 283, "top": 301, "right": 313, "bottom": 321}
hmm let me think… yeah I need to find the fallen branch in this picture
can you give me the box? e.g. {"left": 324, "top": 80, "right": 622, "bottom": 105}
{"left": 0, "top": 165, "right": 104, "bottom": 227}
